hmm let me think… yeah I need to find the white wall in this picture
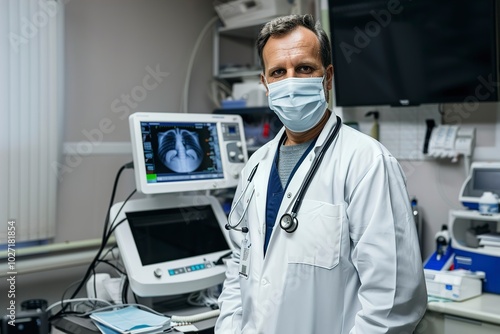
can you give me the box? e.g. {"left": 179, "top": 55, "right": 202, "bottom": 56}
{"left": 56, "top": 0, "right": 217, "bottom": 244}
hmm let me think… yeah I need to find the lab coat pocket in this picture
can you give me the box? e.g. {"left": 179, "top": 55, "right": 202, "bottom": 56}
{"left": 286, "top": 200, "right": 342, "bottom": 269}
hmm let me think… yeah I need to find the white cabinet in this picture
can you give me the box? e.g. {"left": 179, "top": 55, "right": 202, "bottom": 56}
{"left": 212, "top": 1, "right": 317, "bottom": 79}
{"left": 212, "top": 20, "right": 267, "bottom": 80}
{"left": 444, "top": 314, "right": 500, "bottom": 334}
{"left": 425, "top": 293, "right": 500, "bottom": 334}
{"left": 417, "top": 311, "right": 444, "bottom": 334}
{"left": 420, "top": 311, "right": 500, "bottom": 334}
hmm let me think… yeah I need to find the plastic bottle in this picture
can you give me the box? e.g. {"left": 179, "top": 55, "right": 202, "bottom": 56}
{"left": 411, "top": 197, "right": 423, "bottom": 255}
{"left": 478, "top": 192, "right": 499, "bottom": 215}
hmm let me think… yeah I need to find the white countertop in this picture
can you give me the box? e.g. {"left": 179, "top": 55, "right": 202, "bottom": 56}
{"left": 428, "top": 293, "right": 500, "bottom": 325}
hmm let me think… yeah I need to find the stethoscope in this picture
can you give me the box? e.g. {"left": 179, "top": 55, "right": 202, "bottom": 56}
{"left": 225, "top": 115, "right": 342, "bottom": 234}
{"left": 225, "top": 163, "right": 259, "bottom": 233}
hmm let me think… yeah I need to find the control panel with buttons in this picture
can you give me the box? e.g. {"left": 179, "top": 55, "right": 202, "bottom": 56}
{"left": 221, "top": 122, "right": 247, "bottom": 178}
{"left": 166, "top": 262, "right": 214, "bottom": 277}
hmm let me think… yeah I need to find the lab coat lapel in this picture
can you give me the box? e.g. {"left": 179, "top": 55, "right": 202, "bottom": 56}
{"left": 253, "top": 129, "right": 284, "bottom": 235}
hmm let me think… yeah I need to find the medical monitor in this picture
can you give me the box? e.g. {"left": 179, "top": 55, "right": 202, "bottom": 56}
{"left": 329, "top": 0, "right": 499, "bottom": 107}
{"left": 129, "top": 112, "right": 247, "bottom": 195}
{"left": 459, "top": 162, "right": 500, "bottom": 210}
{"left": 112, "top": 194, "right": 234, "bottom": 297}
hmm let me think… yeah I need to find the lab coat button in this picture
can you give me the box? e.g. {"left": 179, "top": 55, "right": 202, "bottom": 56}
{"left": 287, "top": 192, "right": 292, "bottom": 198}
{"left": 261, "top": 279, "right": 268, "bottom": 285}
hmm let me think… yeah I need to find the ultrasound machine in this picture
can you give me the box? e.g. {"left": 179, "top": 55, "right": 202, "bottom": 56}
{"left": 110, "top": 112, "right": 247, "bottom": 316}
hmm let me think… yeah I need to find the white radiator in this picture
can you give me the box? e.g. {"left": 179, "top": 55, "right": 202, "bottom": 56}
{"left": 0, "top": 0, "right": 64, "bottom": 243}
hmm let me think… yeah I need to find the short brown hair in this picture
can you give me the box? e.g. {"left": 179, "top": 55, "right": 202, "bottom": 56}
{"left": 256, "top": 14, "right": 332, "bottom": 72}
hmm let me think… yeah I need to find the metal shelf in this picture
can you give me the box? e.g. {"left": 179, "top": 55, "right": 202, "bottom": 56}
{"left": 217, "top": 69, "right": 261, "bottom": 79}
{"left": 213, "top": 106, "right": 272, "bottom": 115}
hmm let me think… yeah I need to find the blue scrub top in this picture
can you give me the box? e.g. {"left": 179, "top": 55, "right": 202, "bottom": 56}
{"left": 263, "top": 137, "right": 315, "bottom": 255}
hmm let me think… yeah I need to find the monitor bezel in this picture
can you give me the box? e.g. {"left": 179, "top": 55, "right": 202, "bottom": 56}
{"left": 129, "top": 112, "right": 246, "bottom": 195}
{"left": 112, "top": 194, "right": 234, "bottom": 297}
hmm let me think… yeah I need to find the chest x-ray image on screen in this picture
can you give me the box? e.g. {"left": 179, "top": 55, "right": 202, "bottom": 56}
{"left": 157, "top": 128, "right": 205, "bottom": 173}
{"left": 147, "top": 122, "right": 222, "bottom": 177}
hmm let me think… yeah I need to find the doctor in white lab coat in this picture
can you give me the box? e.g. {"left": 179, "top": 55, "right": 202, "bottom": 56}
{"left": 215, "top": 14, "right": 427, "bottom": 334}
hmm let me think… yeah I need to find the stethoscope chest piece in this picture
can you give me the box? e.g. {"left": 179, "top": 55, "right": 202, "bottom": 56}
{"left": 280, "top": 213, "right": 298, "bottom": 233}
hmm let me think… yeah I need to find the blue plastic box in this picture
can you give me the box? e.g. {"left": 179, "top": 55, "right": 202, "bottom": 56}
{"left": 453, "top": 248, "right": 500, "bottom": 294}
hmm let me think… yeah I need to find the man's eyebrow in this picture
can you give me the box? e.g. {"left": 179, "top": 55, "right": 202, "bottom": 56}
{"left": 294, "top": 61, "right": 318, "bottom": 68}
{"left": 266, "top": 60, "right": 319, "bottom": 74}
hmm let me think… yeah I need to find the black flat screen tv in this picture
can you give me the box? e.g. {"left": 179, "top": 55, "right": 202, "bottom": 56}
{"left": 328, "top": 0, "right": 499, "bottom": 107}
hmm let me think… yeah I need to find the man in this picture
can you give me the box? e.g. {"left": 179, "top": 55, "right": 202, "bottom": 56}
{"left": 216, "top": 14, "right": 427, "bottom": 334}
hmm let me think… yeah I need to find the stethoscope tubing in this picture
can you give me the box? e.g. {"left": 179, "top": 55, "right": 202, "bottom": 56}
{"left": 227, "top": 115, "right": 342, "bottom": 234}
{"left": 288, "top": 115, "right": 342, "bottom": 216}
{"left": 226, "top": 164, "right": 259, "bottom": 232}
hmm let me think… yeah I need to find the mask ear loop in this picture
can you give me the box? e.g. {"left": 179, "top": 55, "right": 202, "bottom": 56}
{"left": 262, "top": 74, "right": 270, "bottom": 92}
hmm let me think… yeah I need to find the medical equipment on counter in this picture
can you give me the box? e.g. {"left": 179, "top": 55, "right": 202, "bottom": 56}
{"left": 459, "top": 162, "right": 500, "bottom": 211}
{"left": 225, "top": 116, "right": 342, "bottom": 234}
{"left": 129, "top": 112, "right": 247, "bottom": 195}
{"left": 449, "top": 210, "right": 500, "bottom": 294}
{"left": 424, "top": 269, "right": 484, "bottom": 301}
{"left": 112, "top": 112, "right": 248, "bottom": 299}
{"left": 112, "top": 194, "right": 234, "bottom": 297}
{"left": 431, "top": 162, "right": 500, "bottom": 297}
{"left": 479, "top": 192, "right": 500, "bottom": 215}
{"left": 435, "top": 225, "right": 451, "bottom": 261}
{"left": 424, "top": 225, "right": 455, "bottom": 271}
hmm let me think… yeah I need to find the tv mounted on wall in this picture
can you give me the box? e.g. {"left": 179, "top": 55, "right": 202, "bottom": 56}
{"left": 328, "top": 0, "right": 499, "bottom": 107}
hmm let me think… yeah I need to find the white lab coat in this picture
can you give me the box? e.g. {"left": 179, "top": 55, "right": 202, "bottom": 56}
{"left": 216, "top": 111, "right": 427, "bottom": 334}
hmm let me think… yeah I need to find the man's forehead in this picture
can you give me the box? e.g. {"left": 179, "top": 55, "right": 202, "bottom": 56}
{"left": 263, "top": 27, "right": 321, "bottom": 63}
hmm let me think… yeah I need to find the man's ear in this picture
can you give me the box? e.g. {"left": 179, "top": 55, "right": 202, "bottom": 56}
{"left": 326, "top": 65, "right": 334, "bottom": 91}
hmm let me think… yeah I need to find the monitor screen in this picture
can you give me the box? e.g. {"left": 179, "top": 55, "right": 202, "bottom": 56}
{"left": 126, "top": 205, "right": 230, "bottom": 266}
{"left": 112, "top": 194, "right": 234, "bottom": 297}
{"left": 129, "top": 112, "right": 247, "bottom": 195}
{"left": 472, "top": 168, "right": 500, "bottom": 197}
{"left": 140, "top": 121, "right": 224, "bottom": 184}
{"left": 328, "top": 0, "right": 499, "bottom": 107}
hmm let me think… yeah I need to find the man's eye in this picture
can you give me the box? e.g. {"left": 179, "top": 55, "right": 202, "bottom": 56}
{"left": 297, "top": 66, "right": 313, "bottom": 73}
{"left": 271, "top": 69, "right": 285, "bottom": 77}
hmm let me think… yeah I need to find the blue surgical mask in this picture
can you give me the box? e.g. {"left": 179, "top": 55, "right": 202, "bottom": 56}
{"left": 266, "top": 76, "right": 327, "bottom": 133}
